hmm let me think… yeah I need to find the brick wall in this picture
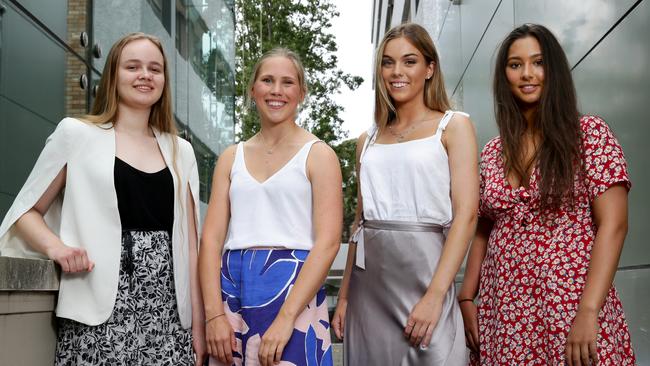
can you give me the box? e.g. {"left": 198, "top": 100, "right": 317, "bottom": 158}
{"left": 65, "top": 0, "right": 88, "bottom": 116}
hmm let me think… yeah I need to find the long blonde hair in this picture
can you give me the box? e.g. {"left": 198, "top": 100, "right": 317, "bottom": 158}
{"left": 374, "top": 23, "right": 450, "bottom": 132}
{"left": 85, "top": 33, "right": 176, "bottom": 133}
{"left": 85, "top": 33, "right": 181, "bottom": 200}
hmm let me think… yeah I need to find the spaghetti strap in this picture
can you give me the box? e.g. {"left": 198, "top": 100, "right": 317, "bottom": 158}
{"left": 235, "top": 142, "right": 245, "bottom": 165}
{"left": 436, "top": 110, "right": 454, "bottom": 133}
{"left": 436, "top": 110, "right": 470, "bottom": 135}
{"left": 297, "top": 139, "right": 321, "bottom": 174}
{"left": 230, "top": 142, "right": 245, "bottom": 176}
{"left": 360, "top": 125, "right": 377, "bottom": 162}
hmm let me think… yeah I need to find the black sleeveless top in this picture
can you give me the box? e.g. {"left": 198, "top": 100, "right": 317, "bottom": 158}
{"left": 114, "top": 157, "right": 174, "bottom": 233}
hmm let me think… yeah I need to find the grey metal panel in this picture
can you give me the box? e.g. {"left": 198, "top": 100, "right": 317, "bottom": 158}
{"left": 0, "top": 3, "right": 65, "bottom": 124}
{"left": 14, "top": 0, "right": 67, "bottom": 40}
{"left": 572, "top": 0, "right": 650, "bottom": 267}
{"left": 91, "top": 0, "right": 141, "bottom": 73}
{"left": 0, "top": 193, "right": 13, "bottom": 224}
{"left": 451, "top": 78, "right": 463, "bottom": 111}
{"left": 92, "top": 1, "right": 174, "bottom": 74}
{"left": 0, "top": 99, "right": 55, "bottom": 197}
{"left": 458, "top": 0, "right": 502, "bottom": 93}
{"left": 614, "top": 267, "right": 650, "bottom": 365}
{"left": 391, "top": 0, "right": 407, "bottom": 28}
{"left": 514, "top": 0, "right": 638, "bottom": 67}
{"left": 377, "top": 0, "right": 389, "bottom": 40}
{"left": 436, "top": 2, "right": 462, "bottom": 99}
{"left": 459, "top": 2, "right": 513, "bottom": 150}
{"left": 413, "top": 0, "right": 449, "bottom": 40}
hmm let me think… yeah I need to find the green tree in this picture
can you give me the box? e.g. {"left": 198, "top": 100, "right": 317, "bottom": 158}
{"left": 332, "top": 138, "right": 358, "bottom": 241}
{"left": 235, "top": 0, "right": 363, "bottom": 144}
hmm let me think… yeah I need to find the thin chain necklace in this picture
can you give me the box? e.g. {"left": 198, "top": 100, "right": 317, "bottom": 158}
{"left": 387, "top": 115, "right": 434, "bottom": 142}
{"left": 257, "top": 129, "right": 292, "bottom": 155}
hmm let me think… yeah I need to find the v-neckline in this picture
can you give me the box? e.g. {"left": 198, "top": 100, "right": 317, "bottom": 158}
{"left": 499, "top": 148, "right": 538, "bottom": 192}
{"left": 241, "top": 140, "right": 313, "bottom": 185}
{"left": 113, "top": 125, "right": 168, "bottom": 173}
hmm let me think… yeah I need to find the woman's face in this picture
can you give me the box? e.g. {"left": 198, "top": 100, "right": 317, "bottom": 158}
{"left": 116, "top": 39, "right": 165, "bottom": 111}
{"left": 250, "top": 56, "right": 304, "bottom": 125}
{"left": 505, "top": 36, "right": 545, "bottom": 108}
{"left": 381, "top": 37, "right": 433, "bottom": 106}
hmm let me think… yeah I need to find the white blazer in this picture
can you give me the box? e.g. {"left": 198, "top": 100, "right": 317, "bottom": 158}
{"left": 0, "top": 117, "right": 200, "bottom": 328}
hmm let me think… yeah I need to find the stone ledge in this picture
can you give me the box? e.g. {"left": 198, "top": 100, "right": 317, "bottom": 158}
{"left": 0, "top": 257, "right": 59, "bottom": 291}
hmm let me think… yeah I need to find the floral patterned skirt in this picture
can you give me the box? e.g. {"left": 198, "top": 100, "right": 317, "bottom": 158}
{"left": 213, "top": 249, "right": 332, "bottom": 366}
{"left": 55, "top": 230, "right": 194, "bottom": 365}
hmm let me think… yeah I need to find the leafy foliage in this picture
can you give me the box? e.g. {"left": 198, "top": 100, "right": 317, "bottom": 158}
{"left": 332, "top": 138, "right": 358, "bottom": 241}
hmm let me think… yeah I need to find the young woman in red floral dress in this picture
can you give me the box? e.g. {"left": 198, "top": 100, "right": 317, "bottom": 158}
{"left": 459, "top": 24, "right": 636, "bottom": 366}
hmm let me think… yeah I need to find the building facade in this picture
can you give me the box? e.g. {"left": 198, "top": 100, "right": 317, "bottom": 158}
{"left": 0, "top": 0, "right": 235, "bottom": 217}
{"left": 372, "top": 0, "right": 649, "bottom": 363}
{"left": 0, "top": 2, "right": 234, "bottom": 363}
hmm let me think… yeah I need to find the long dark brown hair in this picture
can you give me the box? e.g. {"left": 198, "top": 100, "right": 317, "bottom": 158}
{"left": 494, "top": 24, "right": 580, "bottom": 210}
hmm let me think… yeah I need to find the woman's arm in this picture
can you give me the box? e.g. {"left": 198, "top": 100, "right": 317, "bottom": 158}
{"left": 566, "top": 184, "right": 628, "bottom": 366}
{"left": 198, "top": 144, "right": 237, "bottom": 364}
{"left": 332, "top": 132, "right": 367, "bottom": 340}
{"left": 405, "top": 114, "right": 479, "bottom": 348}
{"left": 14, "top": 166, "right": 94, "bottom": 272}
{"left": 258, "top": 142, "right": 343, "bottom": 366}
{"left": 458, "top": 218, "right": 491, "bottom": 301}
{"left": 458, "top": 217, "right": 492, "bottom": 353}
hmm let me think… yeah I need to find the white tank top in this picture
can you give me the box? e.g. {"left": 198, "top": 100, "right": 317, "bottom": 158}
{"left": 224, "top": 140, "right": 320, "bottom": 250}
{"left": 360, "top": 110, "right": 468, "bottom": 226}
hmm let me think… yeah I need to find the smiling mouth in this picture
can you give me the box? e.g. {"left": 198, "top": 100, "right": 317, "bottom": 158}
{"left": 390, "top": 82, "right": 408, "bottom": 89}
{"left": 134, "top": 85, "right": 153, "bottom": 92}
{"left": 520, "top": 85, "right": 539, "bottom": 94}
{"left": 266, "top": 100, "right": 286, "bottom": 108}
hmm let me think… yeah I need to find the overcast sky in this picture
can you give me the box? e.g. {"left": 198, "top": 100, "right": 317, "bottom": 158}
{"left": 331, "top": 0, "right": 375, "bottom": 140}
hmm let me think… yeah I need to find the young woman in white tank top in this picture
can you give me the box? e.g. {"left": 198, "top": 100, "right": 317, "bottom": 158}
{"left": 198, "top": 48, "right": 342, "bottom": 366}
{"left": 332, "top": 23, "right": 479, "bottom": 365}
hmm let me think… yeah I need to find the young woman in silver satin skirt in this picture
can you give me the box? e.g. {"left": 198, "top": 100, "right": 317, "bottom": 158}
{"left": 332, "top": 23, "right": 479, "bottom": 365}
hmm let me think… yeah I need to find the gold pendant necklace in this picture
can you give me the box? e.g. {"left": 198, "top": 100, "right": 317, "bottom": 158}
{"left": 387, "top": 115, "right": 433, "bottom": 142}
{"left": 257, "top": 130, "right": 291, "bottom": 156}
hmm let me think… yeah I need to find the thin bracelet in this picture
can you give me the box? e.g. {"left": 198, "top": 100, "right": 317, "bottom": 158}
{"left": 205, "top": 313, "right": 225, "bottom": 324}
{"left": 458, "top": 298, "right": 474, "bottom": 304}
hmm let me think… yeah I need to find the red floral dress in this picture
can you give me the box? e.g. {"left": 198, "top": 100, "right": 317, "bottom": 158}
{"left": 471, "top": 115, "right": 636, "bottom": 365}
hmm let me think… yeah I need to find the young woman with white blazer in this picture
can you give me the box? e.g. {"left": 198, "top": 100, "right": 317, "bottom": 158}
{"left": 0, "top": 33, "right": 206, "bottom": 365}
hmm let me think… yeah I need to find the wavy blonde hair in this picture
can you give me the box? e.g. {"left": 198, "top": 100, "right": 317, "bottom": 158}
{"left": 374, "top": 23, "right": 450, "bottom": 132}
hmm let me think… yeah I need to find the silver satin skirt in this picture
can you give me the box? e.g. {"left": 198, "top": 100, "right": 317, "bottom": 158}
{"left": 344, "top": 220, "right": 468, "bottom": 366}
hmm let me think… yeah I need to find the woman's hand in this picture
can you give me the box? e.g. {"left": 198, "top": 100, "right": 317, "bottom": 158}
{"left": 332, "top": 298, "right": 348, "bottom": 340}
{"left": 205, "top": 315, "right": 236, "bottom": 365}
{"left": 566, "top": 309, "right": 599, "bottom": 366}
{"left": 404, "top": 292, "right": 443, "bottom": 348}
{"left": 192, "top": 321, "right": 207, "bottom": 366}
{"left": 259, "top": 312, "right": 295, "bottom": 366}
{"left": 46, "top": 243, "right": 94, "bottom": 273}
{"left": 459, "top": 300, "right": 480, "bottom": 353}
